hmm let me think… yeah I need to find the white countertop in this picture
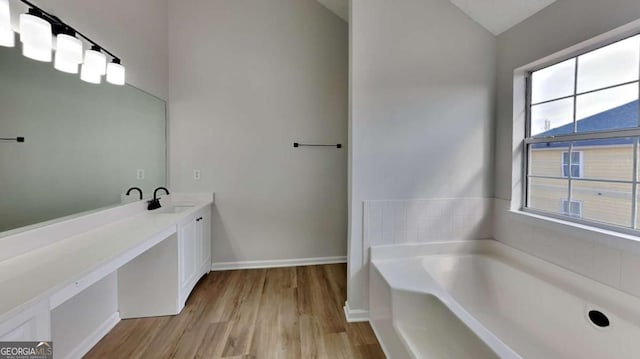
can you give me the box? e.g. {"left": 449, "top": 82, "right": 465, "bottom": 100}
{"left": 0, "top": 198, "right": 213, "bottom": 323}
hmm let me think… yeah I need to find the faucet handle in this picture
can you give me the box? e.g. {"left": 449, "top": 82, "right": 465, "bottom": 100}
{"left": 147, "top": 198, "right": 161, "bottom": 211}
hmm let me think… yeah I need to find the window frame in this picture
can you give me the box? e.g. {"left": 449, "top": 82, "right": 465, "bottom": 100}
{"left": 522, "top": 32, "right": 640, "bottom": 234}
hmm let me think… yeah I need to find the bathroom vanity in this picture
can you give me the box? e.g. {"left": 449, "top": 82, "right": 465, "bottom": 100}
{"left": 0, "top": 193, "right": 213, "bottom": 358}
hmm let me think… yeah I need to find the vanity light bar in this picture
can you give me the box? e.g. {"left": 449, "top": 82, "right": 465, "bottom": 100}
{"left": 0, "top": 0, "right": 125, "bottom": 85}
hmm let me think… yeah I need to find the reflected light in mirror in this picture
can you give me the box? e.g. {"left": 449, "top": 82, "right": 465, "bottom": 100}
{"left": 80, "top": 62, "right": 101, "bottom": 84}
{"left": 19, "top": 11, "right": 52, "bottom": 62}
{"left": 54, "top": 34, "right": 83, "bottom": 74}
{"left": 0, "top": 29, "right": 12, "bottom": 47}
{"left": 83, "top": 46, "right": 106, "bottom": 75}
{"left": 106, "top": 61, "right": 125, "bottom": 85}
{"left": 0, "top": 0, "right": 13, "bottom": 48}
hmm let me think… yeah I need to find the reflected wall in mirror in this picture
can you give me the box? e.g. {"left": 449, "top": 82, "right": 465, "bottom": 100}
{"left": 0, "top": 45, "right": 166, "bottom": 234}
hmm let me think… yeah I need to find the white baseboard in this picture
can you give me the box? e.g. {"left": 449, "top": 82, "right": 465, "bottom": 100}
{"left": 64, "top": 312, "right": 120, "bottom": 359}
{"left": 211, "top": 256, "right": 347, "bottom": 271}
{"left": 343, "top": 301, "right": 369, "bottom": 322}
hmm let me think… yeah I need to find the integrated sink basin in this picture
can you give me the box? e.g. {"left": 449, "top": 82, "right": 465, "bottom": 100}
{"left": 155, "top": 204, "right": 195, "bottom": 214}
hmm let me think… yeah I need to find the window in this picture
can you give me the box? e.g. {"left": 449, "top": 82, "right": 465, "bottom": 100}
{"left": 525, "top": 34, "right": 640, "bottom": 231}
{"left": 561, "top": 151, "right": 583, "bottom": 178}
{"left": 561, "top": 200, "right": 583, "bottom": 218}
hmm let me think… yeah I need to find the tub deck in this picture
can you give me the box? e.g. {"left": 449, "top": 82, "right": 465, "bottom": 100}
{"left": 369, "top": 240, "right": 640, "bottom": 359}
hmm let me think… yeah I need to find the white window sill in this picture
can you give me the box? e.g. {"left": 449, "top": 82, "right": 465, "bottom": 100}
{"left": 507, "top": 208, "right": 640, "bottom": 255}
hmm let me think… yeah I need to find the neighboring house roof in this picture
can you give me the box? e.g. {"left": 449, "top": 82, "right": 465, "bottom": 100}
{"left": 533, "top": 100, "right": 639, "bottom": 149}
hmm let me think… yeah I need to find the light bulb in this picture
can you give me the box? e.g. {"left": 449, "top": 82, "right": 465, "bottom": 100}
{"left": 106, "top": 61, "right": 125, "bottom": 85}
{"left": 0, "top": 29, "right": 13, "bottom": 47}
{"left": 22, "top": 42, "right": 51, "bottom": 62}
{"left": 80, "top": 63, "right": 101, "bottom": 84}
{"left": 0, "top": 0, "right": 13, "bottom": 48}
{"left": 54, "top": 34, "right": 83, "bottom": 74}
{"left": 19, "top": 11, "right": 52, "bottom": 62}
{"left": 83, "top": 46, "right": 106, "bottom": 75}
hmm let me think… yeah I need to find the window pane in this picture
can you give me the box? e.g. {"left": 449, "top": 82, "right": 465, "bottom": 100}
{"left": 562, "top": 151, "right": 570, "bottom": 176}
{"left": 570, "top": 201, "right": 581, "bottom": 216}
{"left": 571, "top": 152, "right": 581, "bottom": 163}
{"left": 528, "top": 177, "right": 569, "bottom": 214}
{"left": 529, "top": 142, "right": 570, "bottom": 177}
{"left": 577, "top": 35, "right": 640, "bottom": 93}
{"left": 637, "top": 141, "right": 640, "bottom": 182}
{"left": 636, "top": 192, "right": 640, "bottom": 230}
{"left": 575, "top": 84, "right": 638, "bottom": 133}
{"left": 573, "top": 139, "right": 634, "bottom": 181}
{"left": 531, "top": 98, "right": 574, "bottom": 136}
{"left": 561, "top": 200, "right": 582, "bottom": 218}
{"left": 572, "top": 180, "right": 632, "bottom": 227}
{"left": 561, "top": 150, "right": 583, "bottom": 178}
{"left": 531, "top": 58, "right": 576, "bottom": 104}
{"left": 571, "top": 164, "right": 581, "bottom": 178}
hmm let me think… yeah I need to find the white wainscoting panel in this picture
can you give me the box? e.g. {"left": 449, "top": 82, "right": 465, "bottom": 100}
{"left": 363, "top": 198, "right": 492, "bottom": 265}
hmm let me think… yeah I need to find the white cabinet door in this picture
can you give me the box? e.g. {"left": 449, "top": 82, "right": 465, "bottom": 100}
{"left": 0, "top": 300, "right": 51, "bottom": 341}
{"left": 197, "top": 209, "right": 211, "bottom": 273}
{"left": 178, "top": 206, "right": 212, "bottom": 306}
{"left": 179, "top": 219, "right": 198, "bottom": 299}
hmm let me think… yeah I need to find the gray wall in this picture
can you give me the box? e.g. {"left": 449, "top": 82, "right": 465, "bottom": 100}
{"left": 494, "top": 0, "right": 640, "bottom": 301}
{"left": 348, "top": 0, "right": 496, "bottom": 311}
{"left": 169, "top": 0, "right": 349, "bottom": 264}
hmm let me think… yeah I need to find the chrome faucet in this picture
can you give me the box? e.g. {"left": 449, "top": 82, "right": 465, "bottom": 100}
{"left": 125, "top": 187, "right": 143, "bottom": 200}
{"left": 148, "top": 187, "right": 170, "bottom": 210}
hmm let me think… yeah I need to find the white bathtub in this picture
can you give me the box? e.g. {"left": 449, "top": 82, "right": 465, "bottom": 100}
{"left": 369, "top": 240, "right": 640, "bottom": 359}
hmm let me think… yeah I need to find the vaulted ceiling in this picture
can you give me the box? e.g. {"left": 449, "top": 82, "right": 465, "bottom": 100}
{"left": 448, "top": 0, "right": 557, "bottom": 35}
{"left": 315, "top": 0, "right": 558, "bottom": 35}
{"left": 317, "top": 0, "right": 348, "bottom": 21}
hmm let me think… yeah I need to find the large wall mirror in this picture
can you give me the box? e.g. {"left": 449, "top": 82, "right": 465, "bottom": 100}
{"left": 0, "top": 45, "right": 166, "bottom": 235}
